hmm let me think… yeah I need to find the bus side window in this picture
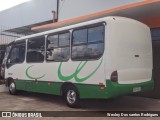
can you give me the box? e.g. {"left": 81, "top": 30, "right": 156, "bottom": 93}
{"left": 46, "top": 32, "right": 70, "bottom": 62}
{"left": 72, "top": 24, "right": 104, "bottom": 60}
{"left": 7, "top": 41, "right": 26, "bottom": 64}
{"left": 27, "top": 36, "right": 45, "bottom": 63}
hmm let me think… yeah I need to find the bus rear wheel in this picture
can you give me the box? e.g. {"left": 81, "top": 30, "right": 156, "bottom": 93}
{"left": 9, "top": 80, "right": 17, "bottom": 95}
{"left": 64, "top": 86, "right": 80, "bottom": 108}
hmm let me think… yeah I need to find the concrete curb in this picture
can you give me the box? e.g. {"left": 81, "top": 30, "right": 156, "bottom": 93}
{"left": 0, "top": 84, "right": 8, "bottom": 92}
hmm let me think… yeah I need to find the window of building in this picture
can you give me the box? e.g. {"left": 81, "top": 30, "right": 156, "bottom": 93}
{"left": 27, "top": 36, "right": 45, "bottom": 63}
{"left": 7, "top": 41, "right": 26, "bottom": 64}
{"left": 46, "top": 32, "right": 70, "bottom": 62}
{"left": 72, "top": 24, "right": 104, "bottom": 60}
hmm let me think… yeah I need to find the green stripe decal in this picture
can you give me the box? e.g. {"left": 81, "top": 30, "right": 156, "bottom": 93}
{"left": 25, "top": 58, "right": 102, "bottom": 82}
{"left": 26, "top": 65, "right": 45, "bottom": 79}
{"left": 15, "top": 79, "right": 154, "bottom": 99}
{"left": 58, "top": 58, "right": 103, "bottom": 82}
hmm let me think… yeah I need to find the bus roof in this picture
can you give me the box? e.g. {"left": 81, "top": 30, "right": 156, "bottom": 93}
{"left": 15, "top": 16, "right": 145, "bottom": 42}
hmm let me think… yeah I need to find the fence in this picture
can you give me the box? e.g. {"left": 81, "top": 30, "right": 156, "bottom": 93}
{"left": 0, "top": 26, "right": 25, "bottom": 45}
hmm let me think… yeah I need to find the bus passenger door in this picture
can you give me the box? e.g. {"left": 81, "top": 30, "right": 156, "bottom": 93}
{"left": 5, "top": 41, "right": 26, "bottom": 90}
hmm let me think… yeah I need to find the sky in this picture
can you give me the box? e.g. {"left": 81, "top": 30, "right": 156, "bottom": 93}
{"left": 0, "top": 0, "right": 31, "bottom": 12}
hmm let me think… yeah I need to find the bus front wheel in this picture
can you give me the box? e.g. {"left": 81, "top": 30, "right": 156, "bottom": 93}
{"left": 64, "top": 86, "right": 80, "bottom": 108}
{"left": 9, "top": 80, "right": 17, "bottom": 95}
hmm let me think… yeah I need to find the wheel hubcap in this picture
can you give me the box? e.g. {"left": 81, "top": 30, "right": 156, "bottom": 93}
{"left": 67, "top": 90, "right": 76, "bottom": 104}
{"left": 9, "top": 82, "right": 15, "bottom": 93}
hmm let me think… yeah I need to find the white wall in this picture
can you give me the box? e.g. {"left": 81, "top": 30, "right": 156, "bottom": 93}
{"left": 0, "top": 0, "right": 57, "bottom": 29}
{"left": 58, "top": 0, "right": 144, "bottom": 21}
{"left": 0, "top": 0, "right": 145, "bottom": 30}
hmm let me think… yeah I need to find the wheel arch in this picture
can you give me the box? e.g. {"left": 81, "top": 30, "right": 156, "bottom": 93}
{"left": 61, "top": 82, "right": 79, "bottom": 97}
{"left": 5, "top": 77, "right": 14, "bottom": 87}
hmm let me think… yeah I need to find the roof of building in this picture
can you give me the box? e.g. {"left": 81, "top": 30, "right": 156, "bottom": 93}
{"left": 31, "top": 0, "right": 160, "bottom": 32}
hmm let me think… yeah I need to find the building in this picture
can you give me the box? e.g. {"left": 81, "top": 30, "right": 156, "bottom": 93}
{"left": 0, "top": 0, "right": 160, "bottom": 98}
{"left": 0, "top": 0, "right": 57, "bottom": 45}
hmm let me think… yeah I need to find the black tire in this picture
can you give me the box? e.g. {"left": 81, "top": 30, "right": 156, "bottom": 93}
{"left": 9, "top": 80, "right": 17, "bottom": 95}
{"left": 64, "top": 86, "right": 80, "bottom": 108}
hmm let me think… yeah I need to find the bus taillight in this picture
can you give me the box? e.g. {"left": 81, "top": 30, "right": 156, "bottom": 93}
{"left": 111, "top": 71, "right": 118, "bottom": 82}
{"left": 99, "top": 82, "right": 105, "bottom": 90}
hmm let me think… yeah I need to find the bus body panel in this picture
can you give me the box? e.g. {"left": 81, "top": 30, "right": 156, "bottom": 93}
{"left": 105, "top": 17, "right": 152, "bottom": 84}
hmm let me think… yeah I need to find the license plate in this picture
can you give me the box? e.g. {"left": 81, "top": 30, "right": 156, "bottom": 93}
{"left": 133, "top": 87, "right": 141, "bottom": 92}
